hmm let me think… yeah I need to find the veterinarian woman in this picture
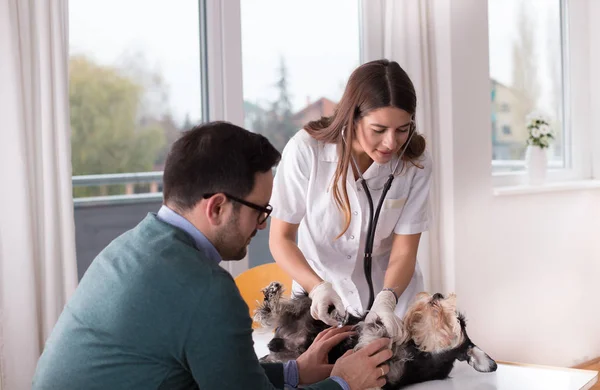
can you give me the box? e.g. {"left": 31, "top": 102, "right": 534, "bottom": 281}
{"left": 269, "top": 59, "right": 432, "bottom": 341}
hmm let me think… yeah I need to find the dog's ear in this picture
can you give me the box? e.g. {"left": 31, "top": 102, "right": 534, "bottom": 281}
{"left": 462, "top": 345, "right": 498, "bottom": 372}
{"left": 446, "top": 293, "right": 457, "bottom": 311}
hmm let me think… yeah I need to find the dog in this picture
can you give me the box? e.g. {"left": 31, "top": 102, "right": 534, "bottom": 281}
{"left": 254, "top": 282, "right": 497, "bottom": 389}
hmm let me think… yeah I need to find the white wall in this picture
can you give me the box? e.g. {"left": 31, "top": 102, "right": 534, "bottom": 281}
{"left": 435, "top": 0, "right": 600, "bottom": 367}
{"left": 463, "top": 192, "right": 600, "bottom": 367}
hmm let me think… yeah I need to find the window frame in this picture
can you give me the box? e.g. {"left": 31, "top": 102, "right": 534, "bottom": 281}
{"left": 491, "top": 0, "right": 596, "bottom": 187}
{"left": 71, "top": 0, "right": 599, "bottom": 278}
{"left": 213, "top": 0, "right": 366, "bottom": 275}
{"left": 205, "top": 0, "right": 246, "bottom": 276}
{"left": 70, "top": 0, "right": 211, "bottom": 205}
{"left": 590, "top": 0, "right": 600, "bottom": 180}
{"left": 361, "top": 0, "right": 598, "bottom": 188}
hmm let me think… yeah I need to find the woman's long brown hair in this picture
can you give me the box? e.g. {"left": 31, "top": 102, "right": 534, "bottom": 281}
{"left": 304, "top": 59, "right": 426, "bottom": 238}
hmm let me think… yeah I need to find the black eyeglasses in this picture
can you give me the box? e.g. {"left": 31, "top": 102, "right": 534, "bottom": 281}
{"left": 203, "top": 193, "right": 273, "bottom": 225}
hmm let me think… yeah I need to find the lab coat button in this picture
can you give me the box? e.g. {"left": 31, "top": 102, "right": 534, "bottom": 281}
{"left": 350, "top": 235, "right": 354, "bottom": 239}
{"left": 353, "top": 211, "right": 358, "bottom": 215}
{"left": 346, "top": 255, "right": 351, "bottom": 259}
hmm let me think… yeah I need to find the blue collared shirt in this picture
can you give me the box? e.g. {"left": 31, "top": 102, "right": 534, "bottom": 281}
{"left": 282, "top": 360, "right": 349, "bottom": 389}
{"left": 156, "top": 205, "right": 221, "bottom": 264}
{"left": 156, "top": 205, "right": 348, "bottom": 390}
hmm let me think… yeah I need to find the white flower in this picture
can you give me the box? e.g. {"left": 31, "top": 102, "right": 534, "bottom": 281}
{"left": 538, "top": 124, "right": 551, "bottom": 135}
{"left": 531, "top": 128, "right": 541, "bottom": 138}
{"left": 526, "top": 111, "right": 552, "bottom": 128}
{"left": 526, "top": 111, "right": 549, "bottom": 123}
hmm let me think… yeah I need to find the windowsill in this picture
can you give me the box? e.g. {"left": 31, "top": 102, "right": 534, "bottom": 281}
{"left": 493, "top": 179, "right": 600, "bottom": 196}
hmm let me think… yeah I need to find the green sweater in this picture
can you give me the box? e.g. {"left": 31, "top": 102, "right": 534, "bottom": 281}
{"left": 32, "top": 214, "right": 341, "bottom": 390}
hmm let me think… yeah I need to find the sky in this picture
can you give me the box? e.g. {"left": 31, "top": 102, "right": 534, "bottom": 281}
{"left": 69, "top": 0, "right": 204, "bottom": 125}
{"left": 488, "top": 0, "right": 562, "bottom": 115}
{"left": 69, "top": 0, "right": 562, "bottom": 125}
{"left": 69, "top": 0, "right": 359, "bottom": 126}
{"left": 239, "top": 0, "right": 360, "bottom": 113}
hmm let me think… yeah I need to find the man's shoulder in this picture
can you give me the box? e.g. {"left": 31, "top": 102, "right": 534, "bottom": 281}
{"left": 202, "top": 265, "right": 243, "bottom": 302}
{"left": 88, "top": 215, "right": 220, "bottom": 297}
{"left": 105, "top": 214, "right": 206, "bottom": 266}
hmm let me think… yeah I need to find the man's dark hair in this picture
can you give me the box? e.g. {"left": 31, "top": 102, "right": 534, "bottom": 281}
{"left": 163, "top": 121, "right": 281, "bottom": 211}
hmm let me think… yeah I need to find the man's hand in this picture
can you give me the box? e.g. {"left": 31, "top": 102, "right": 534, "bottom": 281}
{"left": 296, "top": 326, "right": 356, "bottom": 385}
{"left": 364, "top": 291, "right": 405, "bottom": 342}
{"left": 331, "top": 337, "right": 392, "bottom": 389}
{"left": 309, "top": 281, "right": 346, "bottom": 326}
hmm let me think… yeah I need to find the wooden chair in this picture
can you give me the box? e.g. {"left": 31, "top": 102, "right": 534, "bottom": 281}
{"left": 234, "top": 262, "right": 293, "bottom": 329}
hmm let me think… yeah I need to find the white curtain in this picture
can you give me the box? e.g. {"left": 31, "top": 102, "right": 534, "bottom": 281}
{"left": 362, "top": 0, "right": 452, "bottom": 293}
{"left": 0, "top": 1, "right": 78, "bottom": 389}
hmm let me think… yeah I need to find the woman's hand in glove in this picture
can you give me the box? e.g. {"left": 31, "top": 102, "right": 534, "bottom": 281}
{"left": 308, "top": 281, "right": 346, "bottom": 326}
{"left": 364, "top": 290, "right": 406, "bottom": 342}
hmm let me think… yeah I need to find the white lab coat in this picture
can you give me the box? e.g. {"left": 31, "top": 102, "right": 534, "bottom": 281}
{"left": 270, "top": 130, "right": 432, "bottom": 317}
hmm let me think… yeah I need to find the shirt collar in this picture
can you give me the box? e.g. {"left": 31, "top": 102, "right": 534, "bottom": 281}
{"left": 156, "top": 205, "right": 222, "bottom": 264}
{"left": 319, "top": 141, "right": 386, "bottom": 179}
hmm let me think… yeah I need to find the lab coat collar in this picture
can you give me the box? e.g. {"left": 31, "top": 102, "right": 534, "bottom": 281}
{"left": 320, "top": 142, "right": 392, "bottom": 180}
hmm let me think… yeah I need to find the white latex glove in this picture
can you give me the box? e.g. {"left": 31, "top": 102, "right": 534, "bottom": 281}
{"left": 308, "top": 281, "right": 346, "bottom": 326}
{"left": 364, "top": 290, "right": 405, "bottom": 343}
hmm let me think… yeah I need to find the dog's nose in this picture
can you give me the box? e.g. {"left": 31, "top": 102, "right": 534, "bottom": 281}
{"left": 432, "top": 293, "right": 444, "bottom": 300}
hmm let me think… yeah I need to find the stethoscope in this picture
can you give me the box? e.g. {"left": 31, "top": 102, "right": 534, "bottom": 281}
{"left": 344, "top": 124, "right": 416, "bottom": 311}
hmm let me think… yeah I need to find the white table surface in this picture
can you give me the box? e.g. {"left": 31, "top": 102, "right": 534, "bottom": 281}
{"left": 252, "top": 331, "right": 598, "bottom": 390}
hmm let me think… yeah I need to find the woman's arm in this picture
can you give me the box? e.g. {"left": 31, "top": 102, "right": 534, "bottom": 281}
{"left": 364, "top": 232, "right": 422, "bottom": 341}
{"left": 269, "top": 217, "right": 346, "bottom": 326}
{"left": 269, "top": 217, "right": 322, "bottom": 293}
{"left": 383, "top": 232, "right": 422, "bottom": 298}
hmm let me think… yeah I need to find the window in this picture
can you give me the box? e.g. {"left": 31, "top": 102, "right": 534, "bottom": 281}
{"left": 69, "top": 0, "right": 205, "bottom": 199}
{"left": 488, "top": 0, "right": 565, "bottom": 173}
{"left": 240, "top": 0, "right": 361, "bottom": 269}
{"left": 69, "top": 0, "right": 207, "bottom": 279}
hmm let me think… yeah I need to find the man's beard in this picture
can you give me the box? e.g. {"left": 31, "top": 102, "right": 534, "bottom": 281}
{"left": 214, "top": 213, "right": 257, "bottom": 261}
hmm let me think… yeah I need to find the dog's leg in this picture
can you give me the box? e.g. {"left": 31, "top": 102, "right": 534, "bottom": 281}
{"left": 353, "top": 321, "right": 391, "bottom": 390}
{"left": 253, "top": 281, "right": 286, "bottom": 329}
{"left": 354, "top": 319, "right": 413, "bottom": 390}
{"left": 354, "top": 319, "right": 392, "bottom": 351}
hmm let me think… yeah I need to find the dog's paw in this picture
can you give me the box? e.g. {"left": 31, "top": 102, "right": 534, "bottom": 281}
{"left": 261, "top": 281, "right": 284, "bottom": 301}
{"left": 254, "top": 282, "right": 286, "bottom": 328}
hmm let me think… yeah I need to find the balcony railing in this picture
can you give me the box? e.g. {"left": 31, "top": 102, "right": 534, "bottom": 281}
{"left": 72, "top": 160, "right": 565, "bottom": 207}
{"left": 72, "top": 171, "right": 163, "bottom": 208}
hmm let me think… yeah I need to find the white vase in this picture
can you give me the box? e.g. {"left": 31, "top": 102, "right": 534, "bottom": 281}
{"left": 525, "top": 145, "right": 548, "bottom": 185}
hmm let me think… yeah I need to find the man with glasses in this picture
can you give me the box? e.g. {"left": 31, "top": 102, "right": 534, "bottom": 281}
{"left": 33, "top": 121, "right": 392, "bottom": 390}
